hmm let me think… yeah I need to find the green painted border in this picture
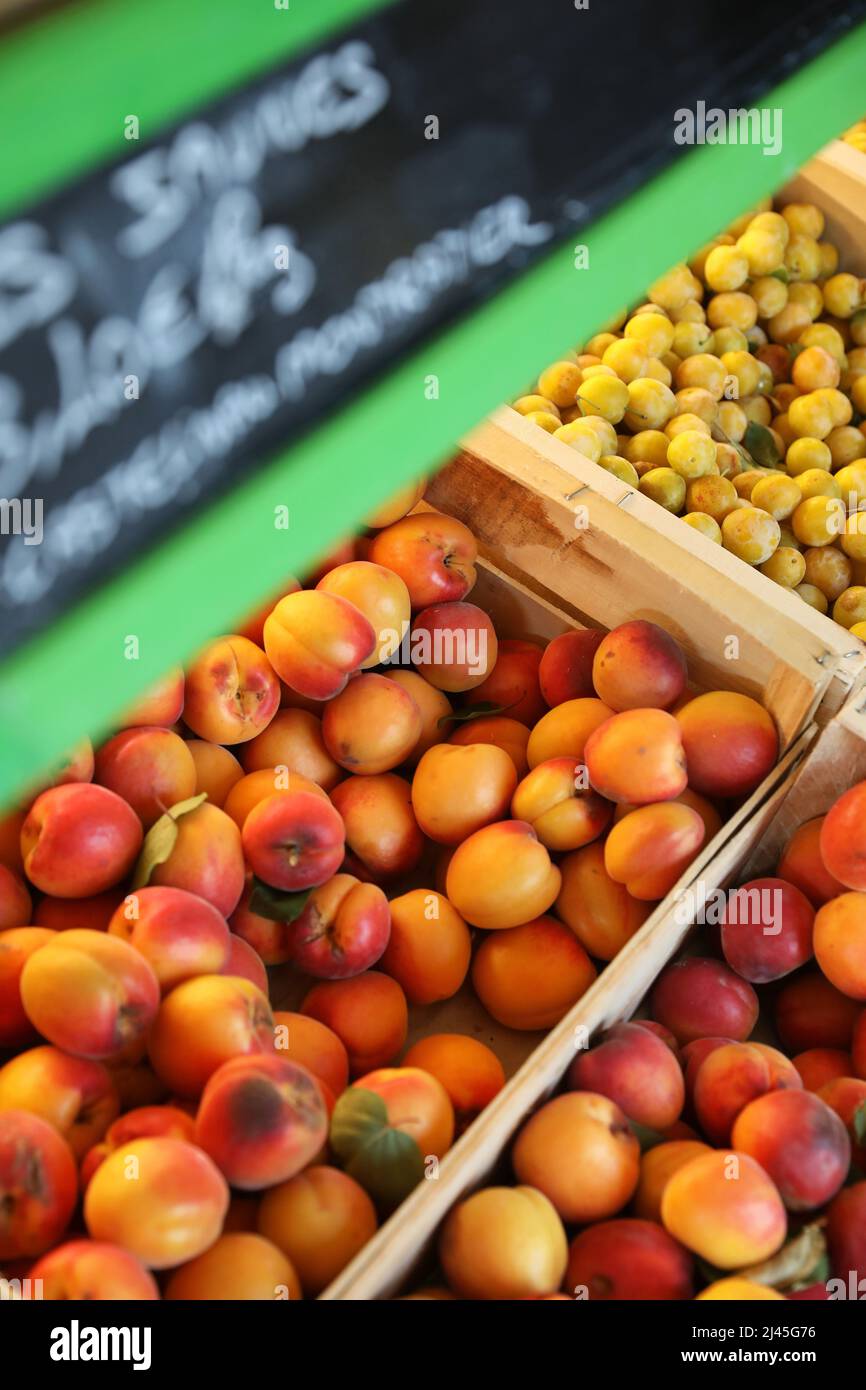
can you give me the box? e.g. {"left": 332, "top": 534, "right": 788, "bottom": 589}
{"left": 1, "top": 21, "right": 865, "bottom": 803}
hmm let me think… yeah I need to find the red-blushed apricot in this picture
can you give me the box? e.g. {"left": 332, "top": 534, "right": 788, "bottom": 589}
{"left": 20, "top": 929, "right": 160, "bottom": 1061}
{"left": 21, "top": 784, "right": 142, "bottom": 898}
{"left": 257, "top": 1165, "right": 377, "bottom": 1296}
{"left": 80, "top": 1104, "right": 197, "bottom": 1188}
{"left": 330, "top": 774, "right": 424, "bottom": 882}
{"left": 183, "top": 635, "right": 280, "bottom": 744}
{"left": 814, "top": 892, "right": 866, "bottom": 999}
{"left": 634, "top": 1019, "right": 680, "bottom": 1056}
{"left": 412, "top": 742, "right": 517, "bottom": 845}
{"left": 751, "top": 1042, "right": 803, "bottom": 1093}
{"left": 554, "top": 841, "right": 650, "bottom": 960}
{"left": 240, "top": 708, "right": 341, "bottom": 790}
{"left": 592, "top": 620, "right": 687, "bottom": 712}
{"left": 224, "top": 933, "right": 268, "bottom": 992}
{"left": 794, "top": 1048, "right": 853, "bottom": 1091}
{"left": 146, "top": 801, "right": 245, "bottom": 917}
{"left": 439, "top": 1186, "right": 567, "bottom": 1300}
{"left": 776, "top": 971, "right": 859, "bottom": 1052}
{"left": 354, "top": 1066, "right": 455, "bottom": 1160}
{"left": 721, "top": 876, "right": 815, "bottom": 983}
{"left": 185, "top": 739, "right": 244, "bottom": 808}
{"left": 94, "top": 727, "right": 197, "bottom": 829}
{"left": 604, "top": 802, "right": 705, "bottom": 899}
{"left": 681, "top": 1037, "right": 735, "bottom": 1106}
{"left": 0, "top": 1045, "right": 118, "bottom": 1160}
{"left": 513, "top": 1092, "right": 640, "bottom": 1223}
{"left": 676, "top": 691, "right": 778, "bottom": 798}
{"left": 379, "top": 888, "right": 470, "bottom": 1004}
{"left": 33, "top": 888, "right": 124, "bottom": 932}
{"left": 450, "top": 715, "right": 531, "bottom": 776}
{"left": 698, "top": 1278, "right": 787, "bottom": 1301}
{"left": 382, "top": 669, "right": 451, "bottom": 765}
{"left": 565, "top": 1217, "right": 694, "bottom": 1300}
{"left": 538, "top": 629, "right": 605, "bottom": 706}
{"left": 367, "top": 511, "right": 477, "bottom": 609}
{"left": 290, "top": 874, "right": 391, "bottom": 979}
{"left": 661, "top": 1150, "right": 787, "bottom": 1269}
{"left": 316, "top": 560, "right": 411, "bottom": 667}
{"left": 527, "top": 697, "right": 614, "bottom": 769}
{"left": 263, "top": 590, "right": 376, "bottom": 700}
{"left": 0, "top": 864, "right": 31, "bottom": 930}
{"left": 195, "top": 1053, "right": 328, "bottom": 1190}
{"left": 0, "top": 1110, "right": 77, "bottom": 1259}
{"left": 827, "top": 1181, "right": 866, "bottom": 1285}
{"left": 732, "top": 1089, "right": 851, "bottom": 1211}
{"left": 446, "top": 821, "right": 561, "bottom": 930}
{"left": 166, "top": 1231, "right": 300, "bottom": 1300}
{"left": 650, "top": 957, "right": 759, "bottom": 1044}
{"left": 84, "top": 1136, "right": 229, "bottom": 1269}
{"left": 633, "top": 1140, "right": 712, "bottom": 1222}
{"left": 817, "top": 1077, "right": 866, "bottom": 1169}
{"left": 242, "top": 790, "right": 345, "bottom": 891}
{"left": 820, "top": 780, "right": 866, "bottom": 890}
{"left": 692, "top": 1042, "right": 772, "bottom": 1144}
{"left": 147, "top": 974, "right": 274, "bottom": 1097}
{"left": 230, "top": 877, "right": 294, "bottom": 965}
{"left": 0, "top": 926, "right": 55, "bottom": 1047}
{"left": 30, "top": 1239, "right": 159, "bottom": 1300}
{"left": 401, "top": 1034, "right": 506, "bottom": 1126}
{"left": 777, "top": 815, "right": 845, "bottom": 905}
{"left": 464, "top": 639, "right": 546, "bottom": 726}
{"left": 301, "top": 972, "right": 408, "bottom": 1076}
{"left": 567, "top": 1022, "right": 685, "bottom": 1131}
{"left": 118, "top": 667, "right": 184, "bottom": 728}
{"left": 223, "top": 767, "right": 328, "bottom": 830}
{"left": 322, "top": 674, "right": 422, "bottom": 776}
{"left": 272, "top": 1011, "right": 350, "bottom": 1097}
{"left": 107, "top": 885, "right": 230, "bottom": 992}
{"left": 586, "top": 708, "right": 688, "bottom": 804}
{"left": 410, "top": 601, "right": 498, "bottom": 692}
{"left": 512, "top": 757, "right": 612, "bottom": 852}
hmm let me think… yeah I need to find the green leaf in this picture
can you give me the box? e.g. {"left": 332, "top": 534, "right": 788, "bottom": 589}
{"left": 248, "top": 878, "right": 312, "bottom": 924}
{"left": 743, "top": 421, "right": 781, "bottom": 470}
{"left": 330, "top": 1088, "right": 390, "bottom": 1163}
{"left": 437, "top": 700, "right": 514, "bottom": 728}
{"left": 330, "top": 1087, "right": 425, "bottom": 1213}
{"left": 132, "top": 791, "right": 208, "bottom": 888}
{"left": 769, "top": 266, "right": 789, "bottom": 282}
{"left": 854, "top": 1099, "right": 866, "bottom": 1147}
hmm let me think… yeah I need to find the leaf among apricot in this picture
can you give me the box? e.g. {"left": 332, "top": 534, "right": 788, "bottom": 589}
{"left": 330, "top": 1087, "right": 424, "bottom": 1212}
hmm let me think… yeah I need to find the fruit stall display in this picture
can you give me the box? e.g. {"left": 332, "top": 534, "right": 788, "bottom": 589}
{"left": 507, "top": 149, "right": 866, "bottom": 644}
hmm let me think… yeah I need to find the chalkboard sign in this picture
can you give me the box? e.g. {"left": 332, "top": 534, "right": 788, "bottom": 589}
{"left": 0, "top": 0, "right": 862, "bottom": 658}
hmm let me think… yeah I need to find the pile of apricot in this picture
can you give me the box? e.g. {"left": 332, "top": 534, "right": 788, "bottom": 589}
{"left": 404, "top": 779, "right": 866, "bottom": 1300}
{"left": 513, "top": 195, "right": 866, "bottom": 636}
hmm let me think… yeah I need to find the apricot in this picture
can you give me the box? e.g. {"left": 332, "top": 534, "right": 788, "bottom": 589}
{"left": 383, "top": 669, "right": 452, "bottom": 765}
{"left": 258, "top": 1165, "right": 377, "bottom": 1296}
{"left": 777, "top": 815, "right": 844, "bottom": 906}
{"left": 331, "top": 774, "right": 424, "bottom": 882}
{"left": 633, "top": 1140, "right": 712, "bottom": 1222}
{"left": 538, "top": 629, "right": 605, "bottom": 706}
{"left": 650, "top": 956, "right": 758, "bottom": 1044}
{"left": 818, "top": 1077, "right": 866, "bottom": 1169}
{"left": 449, "top": 715, "right": 530, "bottom": 776}
{"left": 794, "top": 1048, "right": 853, "bottom": 1091}
{"left": 21, "top": 784, "right": 142, "bottom": 898}
{"left": 301, "top": 972, "right": 408, "bottom": 1075}
{"left": 317, "top": 560, "right": 411, "bottom": 666}
{"left": 146, "top": 800, "right": 245, "bottom": 917}
{"left": 20, "top": 929, "right": 160, "bottom": 1061}
{"left": 820, "top": 781, "right": 866, "bottom": 889}
{"left": 0, "top": 864, "right": 30, "bottom": 931}
{"left": 401, "top": 1034, "right": 506, "bottom": 1125}
{"left": 814, "top": 892, "right": 866, "bottom": 999}
{"left": 195, "top": 1053, "right": 328, "bottom": 1190}
{"left": 693, "top": 1042, "right": 772, "bottom": 1144}
{"left": 119, "top": 666, "right": 185, "bottom": 728}
{"left": 512, "top": 1092, "right": 640, "bottom": 1222}
{"left": 223, "top": 767, "right": 327, "bottom": 830}
{"left": 230, "top": 878, "right": 294, "bottom": 965}
{"left": 241, "top": 789, "right": 345, "bottom": 891}
{"left": 106, "top": 884, "right": 230, "bottom": 992}
{"left": 751, "top": 1042, "right": 803, "bottom": 1092}
{"left": 30, "top": 1239, "right": 159, "bottom": 1300}
{"left": 241, "top": 708, "right": 341, "bottom": 790}
{"left": 446, "top": 821, "right": 561, "bottom": 931}
{"left": 410, "top": 601, "right": 497, "bottom": 692}
{"left": 732, "top": 1089, "right": 850, "bottom": 1210}
{"left": 827, "top": 1181, "right": 866, "bottom": 1285}
{"left": 526, "top": 697, "right": 614, "bottom": 769}
{"left": 585, "top": 708, "right": 687, "bottom": 804}
{"left": 721, "top": 876, "right": 814, "bottom": 983}
{"left": 322, "top": 673, "right": 422, "bottom": 775}
{"left": 604, "top": 802, "right": 705, "bottom": 899}
{"left": 775, "top": 971, "right": 859, "bottom": 1052}
{"left": 186, "top": 739, "right": 244, "bottom": 808}
{"left": 512, "top": 757, "right": 612, "bottom": 852}
{"left": 367, "top": 511, "right": 477, "bottom": 609}
{"left": 698, "top": 1279, "right": 787, "bottom": 1301}
{"left": 166, "top": 1231, "right": 300, "bottom": 1300}
{"left": 379, "top": 888, "right": 471, "bottom": 1004}
{"left": 263, "top": 589, "right": 375, "bottom": 700}
{"left": 0, "top": 1110, "right": 77, "bottom": 1259}
{"left": 565, "top": 1218, "right": 694, "bottom": 1300}
{"left": 412, "top": 742, "right": 517, "bottom": 844}
{"left": 676, "top": 691, "right": 778, "bottom": 798}
{"left": 225, "top": 933, "right": 268, "bottom": 992}
{"left": 84, "top": 1136, "right": 228, "bottom": 1269}
{"left": 472, "top": 915, "right": 596, "bottom": 1030}
{"left": 290, "top": 873, "right": 390, "bottom": 979}
{"left": 0, "top": 926, "right": 55, "bottom": 1047}
{"left": 0, "top": 1045, "right": 118, "bottom": 1161}
{"left": 182, "top": 635, "right": 280, "bottom": 745}
{"left": 661, "top": 1150, "right": 787, "bottom": 1268}
{"left": 147, "top": 974, "right": 274, "bottom": 1097}
{"left": 554, "top": 841, "right": 650, "bottom": 960}
{"left": 272, "top": 1011, "right": 350, "bottom": 1096}
{"left": 464, "top": 638, "right": 546, "bottom": 726}
{"left": 568, "top": 1022, "right": 685, "bottom": 1131}
{"left": 94, "top": 727, "right": 196, "bottom": 829}
{"left": 439, "top": 1186, "right": 568, "bottom": 1300}
{"left": 592, "top": 620, "right": 687, "bottom": 711}
{"left": 355, "top": 1066, "right": 455, "bottom": 1160}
